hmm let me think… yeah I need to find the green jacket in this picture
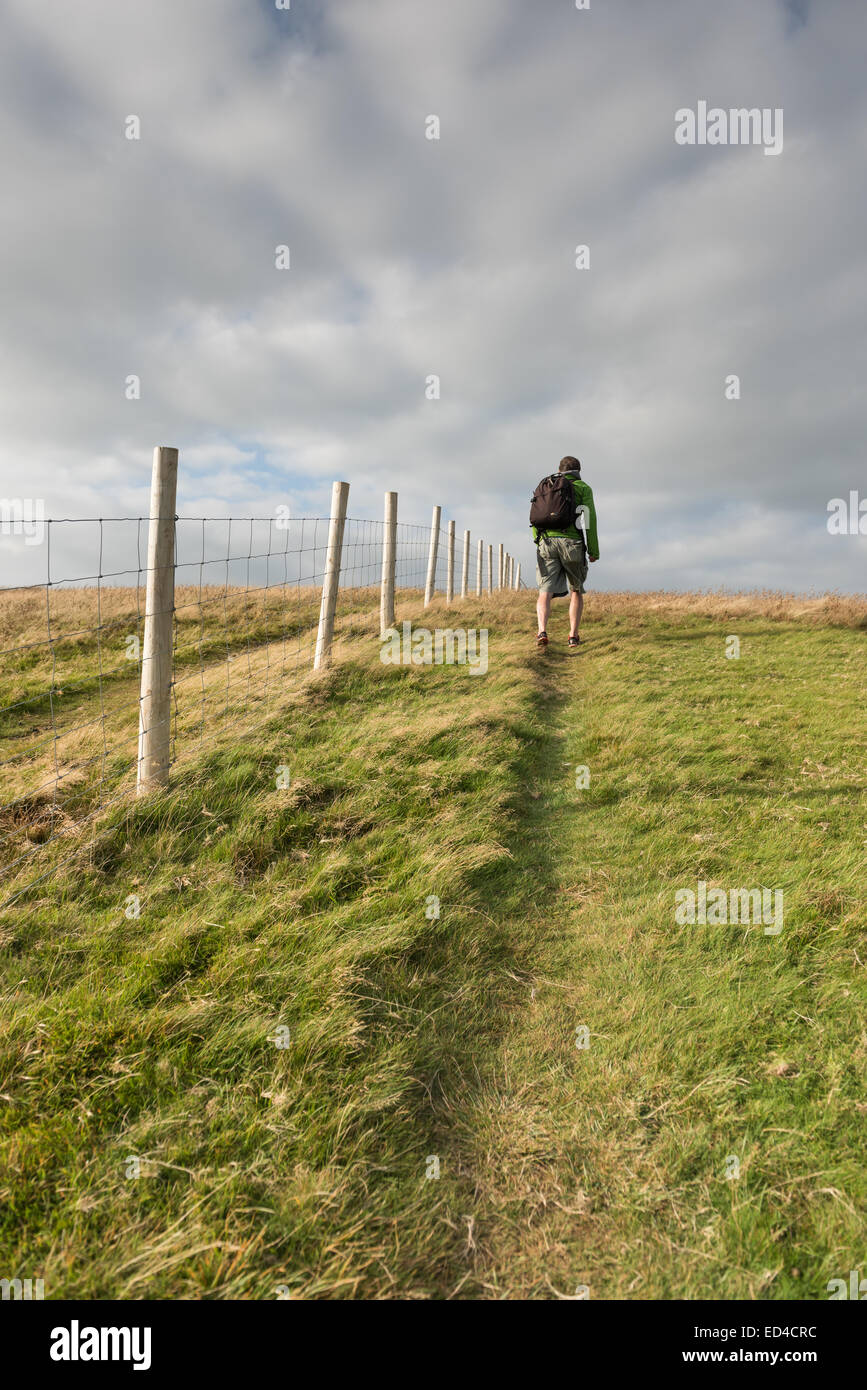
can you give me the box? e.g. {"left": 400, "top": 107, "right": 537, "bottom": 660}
{"left": 531, "top": 473, "right": 600, "bottom": 560}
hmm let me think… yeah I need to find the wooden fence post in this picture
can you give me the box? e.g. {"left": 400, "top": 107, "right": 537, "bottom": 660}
{"left": 461, "top": 530, "right": 470, "bottom": 599}
{"left": 476, "top": 538, "right": 483, "bottom": 596}
{"left": 515, "top": 561, "right": 521, "bottom": 590}
{"left": 487, "top": 544, "right": 493, "bottom": 592}
{"left": 498, "top": 543, "right": 504, "bottom": 590}
{"left": 424, "top": 504, "right": 441, "bottom": 608}
{"left": 380, "top": 490, "right": 397, "bottom": 637}
{"left": 137, "top": 446, "right": 179, "bottom": 795}
{"left": 314, "top": 480, "right": 350, "bottom": 669}
{"left": 446, "top": 519, "right": 455, "bottom": 604}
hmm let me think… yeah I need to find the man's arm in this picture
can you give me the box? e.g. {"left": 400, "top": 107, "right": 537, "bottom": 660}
{"left": 579, "top": 483, "right": 600, "bottom": 560}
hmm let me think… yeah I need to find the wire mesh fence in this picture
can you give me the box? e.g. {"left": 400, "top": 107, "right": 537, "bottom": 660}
{"left": 1, "top": 485, "right": 521, "bottom": 908}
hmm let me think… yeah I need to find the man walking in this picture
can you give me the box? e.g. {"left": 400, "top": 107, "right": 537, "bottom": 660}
{"left": 530, "top": 455, "right": 599, "bottom": 648}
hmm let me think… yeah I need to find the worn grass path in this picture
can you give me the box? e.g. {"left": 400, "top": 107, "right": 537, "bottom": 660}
{"left": 0, "top": 590, "right": 864, "bottom": 1298}
{"left": 455, "top": 597, "right": 866, "bottom": 1299}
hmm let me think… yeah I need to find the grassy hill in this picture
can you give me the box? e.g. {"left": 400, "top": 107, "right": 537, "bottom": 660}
{"left": 0, "top": 588, "right": 865, "bottom": 1299}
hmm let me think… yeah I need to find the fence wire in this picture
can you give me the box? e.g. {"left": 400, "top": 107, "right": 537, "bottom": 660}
{"left": 0, "top": 510, "right": 512, "bottom": 907}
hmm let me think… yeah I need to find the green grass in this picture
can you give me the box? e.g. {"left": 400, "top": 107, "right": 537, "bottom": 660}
{"left": 0, "top": 590, "right": 865, "bottom": 1299}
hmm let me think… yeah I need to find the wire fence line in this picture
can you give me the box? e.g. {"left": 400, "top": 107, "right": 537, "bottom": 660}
{"left": 0, "top": 447, "right": 525, "bottom": 906}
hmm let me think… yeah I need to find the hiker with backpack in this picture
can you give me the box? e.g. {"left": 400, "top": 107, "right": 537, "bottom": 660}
{"left": 529, "top": 456, "right": 599, "bottom": 649}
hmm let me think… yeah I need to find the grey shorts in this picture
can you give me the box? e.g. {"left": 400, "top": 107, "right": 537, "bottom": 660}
{"left": 536, "top": 535, "right": 588, "bottom": 595}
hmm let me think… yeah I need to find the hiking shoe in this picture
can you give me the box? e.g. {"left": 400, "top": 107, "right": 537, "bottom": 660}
{"left": 568, "top": 635, "right": 581, "bottom": 648}
{"left": 536, "top": 631, "right": 549, "bottom": 647}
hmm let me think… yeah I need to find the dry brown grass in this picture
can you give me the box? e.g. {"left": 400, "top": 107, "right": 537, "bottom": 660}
{"left": 584, "top": 590, "right": 867, "bottom": 627}
{"left": 1, "top": 583, "right": 328, "bottom": 649}
{"left": 3, "top": 583, "right": 864, "bottom": 652}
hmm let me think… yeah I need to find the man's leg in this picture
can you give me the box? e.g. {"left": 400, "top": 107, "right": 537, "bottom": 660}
{"left": 569, "top": 588, "right": 584, "bottom": 638}
{"left": 536, "top": 589, "right": 552, "bottom": 634}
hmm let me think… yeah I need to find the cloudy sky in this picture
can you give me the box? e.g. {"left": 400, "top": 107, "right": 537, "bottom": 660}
{"left": 0, "top": 0, "right": 864, "bottom": 592}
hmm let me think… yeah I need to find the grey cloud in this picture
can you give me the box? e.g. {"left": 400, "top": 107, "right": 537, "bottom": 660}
{"left": 0, "top": 0, "right": 864, "bottom": 594}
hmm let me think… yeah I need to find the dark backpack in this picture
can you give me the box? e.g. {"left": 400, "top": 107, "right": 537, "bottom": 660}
{"left": 529, "top": 473, "right": 578, "bottom": 536}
